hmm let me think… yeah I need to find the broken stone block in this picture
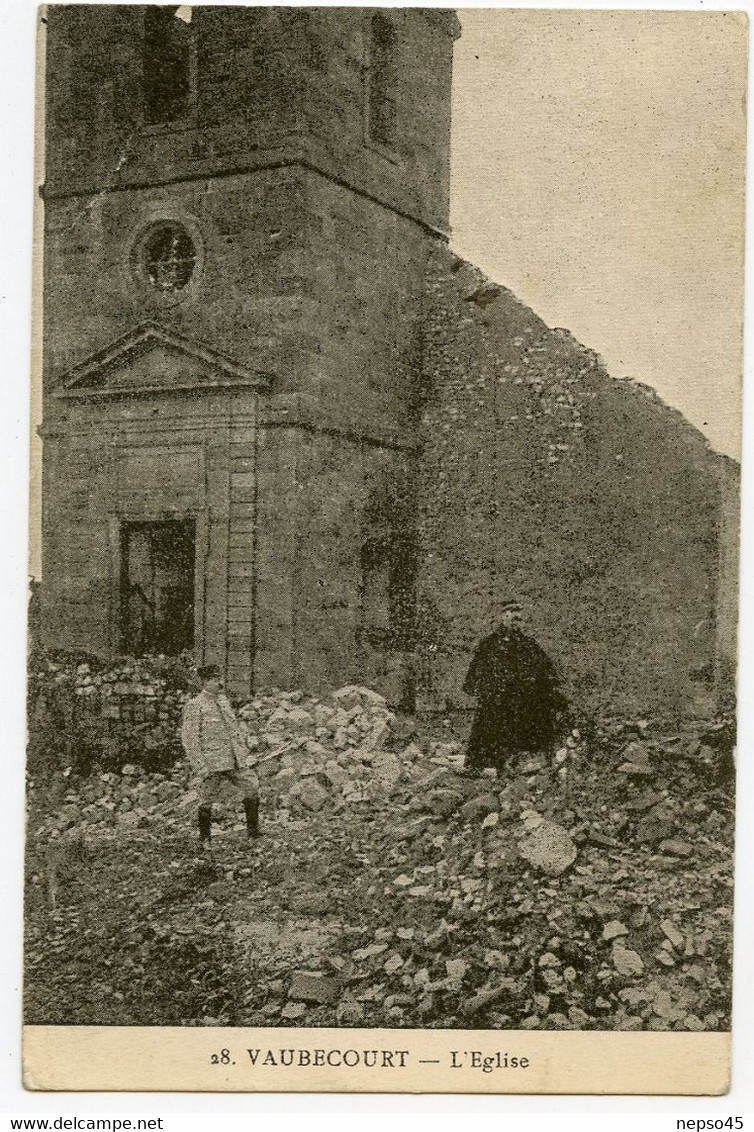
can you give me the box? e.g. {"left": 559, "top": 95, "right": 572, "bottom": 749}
{"left": 622, "top": 789, "right": 663, "bottom": 812}
{"left": 363, "top": 719, "right": 392, "bottom": 752}
{"left": 519, "top": 755, "right": 546, "bottom": 774}
{"left": 280, "top": 1001, "right": 307, "bottom": 1019}
{"left": 332, "top": 728, "right": 349, "bottom": 750}
{"left": 284, "top": 707, "right": 316, "bottom": 732}
{"left": 332, "top": 685, "right": 386, "bottom": 710}
{"left": 264, "top": 708, "right": 290, "bottom": 731}
{"left": 336, "top": 998, "right": 365, "bottom": 1025}
{"left": 401, "top": 742, "right": 425, "bottom": 763}
{"left": 288, "top": 972, "right": 338, "bottom": 1005}
{"left": 517, "top": 820, "right": 577, "bottom": 876}
{"left": 602, "top": 920, "right": 629, "bottom": 941}
{"left": 635, "top": 817, "right": 675, "bottom": 843}
{"left": 273, "top": 767, "right": 296, "bottom": 787}
{"left": 304, "top": 740, "right": 330, "bottom": 761}
{"left": 322, "top": 761, "right": 349, "bottom": 789}
{"left": 391, "top": 816, "right": 433, "bottom": 842}
{"left": 589, "top": 831, "right": 621, "bottom": 848}
{"left": 445, "top": 958, "right": 467, "bottom": 988}
{"left": 312, "top": 703, "right": 335, "bottom": 727}
{"left": 425, "top": 788, "right": 463, "bottom": 817}
{"left": 371, "top": 750, "right": 402, "bottom": 791}
{"left": 660, "top": 919, "right": 685, "bottom": 949}
{"left": 430, "top": 740, "right": 462, "bottom": 761}
{"left": 459, "top": 793, "right": 499, "bottom": 821}
{"left": 617, "top": 762, "right": 655, "bottom": 777}
{"left": 658, "top": 839, "right": 693, "bottom": 857}
{"left": 349, "top": 747, "right": 374, "bottom": 765}
{"left": 612, "top": 945, "right": 644, "bottom": 977}
{"left": 299, "top": 779, "right": 330, "bottom": 812}
{"left": 623, "top": 740, "right": 651, "bottom": 765}
{"left": 288, "top": 891, "right": 329, "bottom": 915}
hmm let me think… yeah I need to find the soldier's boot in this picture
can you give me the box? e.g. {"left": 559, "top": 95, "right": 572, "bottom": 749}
{"left": 198, "top": 804, "right": 213, "bottom": 847}
{"left": 243, "top": 796, "right": 261, "bottom": 839}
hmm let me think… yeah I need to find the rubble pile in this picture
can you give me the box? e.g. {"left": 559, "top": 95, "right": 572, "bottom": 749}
{"left": 29, "top": 683, "right": 464, "bottom": 840}
{"left": 236, "top": 684, "right": 463, "bottom": 815}
{"left": 25, "top": 683, "right": 735, "bottom": 1032}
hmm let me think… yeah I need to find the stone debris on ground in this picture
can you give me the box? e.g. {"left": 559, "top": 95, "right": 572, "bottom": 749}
{"left": 235, "top": 684, "right": 465, "bottom": 817}
{"left": 25, "top": 682, "right": 734, "bottom": 1033}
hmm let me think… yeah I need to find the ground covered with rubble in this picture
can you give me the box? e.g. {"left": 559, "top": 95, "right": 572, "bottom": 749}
{"left": 25, "top": 682, "right": 735, "bottom": 1031}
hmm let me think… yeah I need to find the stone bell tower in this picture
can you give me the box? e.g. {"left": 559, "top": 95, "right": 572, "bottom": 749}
{"left": 41, "top": 5, "right": 460, "bottom": 698}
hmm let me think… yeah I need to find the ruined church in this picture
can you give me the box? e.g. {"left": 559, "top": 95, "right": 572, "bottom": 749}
{"left": 40, "top": 6, "right": 738, "bottom": 721}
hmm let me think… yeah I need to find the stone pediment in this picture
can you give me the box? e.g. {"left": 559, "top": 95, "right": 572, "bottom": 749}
{"left": 53, "top": 323, "right": 271, "bottom": 399}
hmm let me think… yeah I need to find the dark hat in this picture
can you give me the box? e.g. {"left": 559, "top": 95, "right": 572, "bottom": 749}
{"left": 197, "top": 664, "right": 222, "bottom": 681}
{"left": 500, "top": 599, "right": 522, "bottom": 612}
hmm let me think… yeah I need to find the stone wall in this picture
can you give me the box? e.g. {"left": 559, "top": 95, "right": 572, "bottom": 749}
{"left": 40, "top": 7, "right": 736, "bottom": 720}
{"left": 41, "top": 6, "right": 456, "bottom": 698}
{"left": 41, "top": 386, "right": 258, "bottom": 676}
{"left": 42, "top": 167, "right": 306, "bottom": 390}
{"left": 27, "top": 654, "right": 192, "bottom": 775}
{"left": 43, "top": 6, "right": 457, "bottom": 232}
{"left": 253, "top": 423, "right": 415, "bottom": 700}
{"left": 416, "top": 247, "right": 732, "bottom": 721}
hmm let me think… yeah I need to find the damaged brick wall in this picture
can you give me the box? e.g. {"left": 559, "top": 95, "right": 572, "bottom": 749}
{"left": 416, "top": 245, "right": 731, "bottom": 721}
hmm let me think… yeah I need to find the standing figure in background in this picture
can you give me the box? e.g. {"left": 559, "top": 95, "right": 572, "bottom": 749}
{"left": 463, "top": 601, "right": 567, "bottom": 773}
{"left": 181, "top": 664, "right": 261, "bottom": 848}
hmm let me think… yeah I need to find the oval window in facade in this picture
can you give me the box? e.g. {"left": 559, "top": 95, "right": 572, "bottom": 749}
{"left": 140, "top": 221, "right": 197, "bottom": 294}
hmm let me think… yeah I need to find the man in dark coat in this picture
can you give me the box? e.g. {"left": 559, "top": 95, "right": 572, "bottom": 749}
{"left": 463, "top": 602, "right": 566, "bottom": 772}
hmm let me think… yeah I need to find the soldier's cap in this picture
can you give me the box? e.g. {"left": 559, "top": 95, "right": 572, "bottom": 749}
{"left": 500, "top": 600, "right": 522, "bottom": 612}
{"left": 197, "top": 664, "right": 222, "bottom": 681}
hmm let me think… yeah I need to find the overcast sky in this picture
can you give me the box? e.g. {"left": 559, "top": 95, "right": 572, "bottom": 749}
{"left": 450, "top": 8, "right": 746, "bottom": 459}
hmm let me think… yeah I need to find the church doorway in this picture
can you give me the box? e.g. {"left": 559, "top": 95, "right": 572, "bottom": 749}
{"left": 120, "top": 519, "right": 195, "bottom": 657}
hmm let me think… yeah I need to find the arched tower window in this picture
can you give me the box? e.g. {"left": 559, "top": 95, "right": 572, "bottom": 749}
{"left": 368, "top": 13, "right": 397, "bottom": 148}
{"left": 142, "top": 6, "right": 194, "bottom": 126}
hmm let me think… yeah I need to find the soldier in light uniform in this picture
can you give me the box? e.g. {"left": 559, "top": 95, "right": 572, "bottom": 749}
{"left": 180, "top": 664, "right": 260, "bottom": 847}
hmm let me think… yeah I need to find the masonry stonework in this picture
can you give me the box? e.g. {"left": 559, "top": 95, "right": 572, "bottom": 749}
{"left": 415, "top": 249, "right": 733, "bottom": 720}
{"left": 40, "top": 6, "right": 737, "bottom": 720}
